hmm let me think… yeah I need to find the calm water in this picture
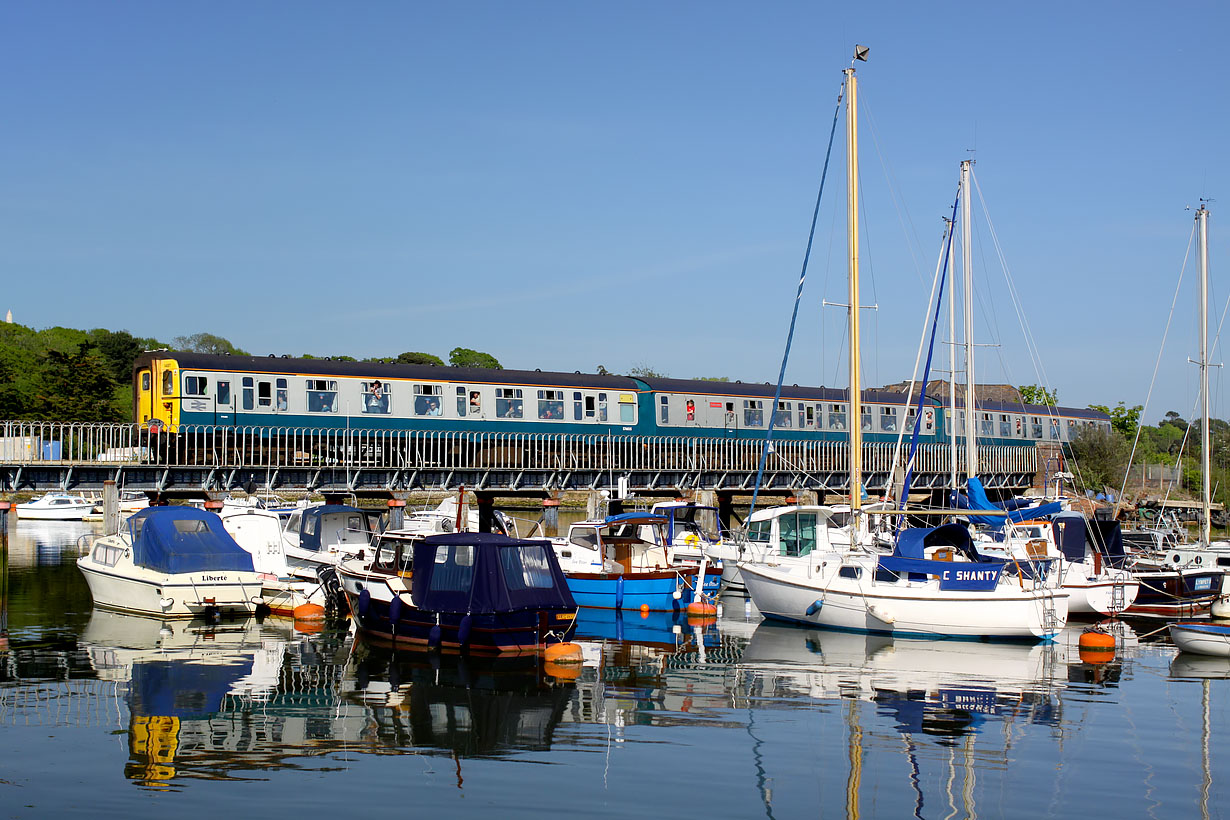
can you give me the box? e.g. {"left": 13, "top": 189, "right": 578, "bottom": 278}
{"left": 2, "top": 516, "right": 1229, "bottom": 819}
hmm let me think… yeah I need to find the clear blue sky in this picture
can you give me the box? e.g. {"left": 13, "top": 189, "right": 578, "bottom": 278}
{"left": 2, "top": 1, "right": 1227, "bottom": 420}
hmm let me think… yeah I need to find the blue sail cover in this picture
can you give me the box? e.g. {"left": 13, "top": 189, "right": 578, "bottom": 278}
{"left": 412, "top": 533, "right": 576, "bottom": 615}
{"left": 880, "top": 523, "right": 1002, "bottom": 590}
{"left": 959, "top": 477, "right": 1063, "bottom": 530}
{"left": 128, "top": 507, "right": 255, "bottom": 574}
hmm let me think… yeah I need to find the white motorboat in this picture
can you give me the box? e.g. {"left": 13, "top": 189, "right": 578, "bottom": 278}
{"left": 219, "top": 505, "right": 331, "bottom": 618}
{"left": 16, "top": 492, "right": 95, "bottom": 520}
{"left": 280, "top": 504, "right": 382, "bottom": 573}
{"left": 1169, "top": 622, "right": 1230, "bottom": 657}
{"left": 77, "top": 506, "right": 263, "bottom": 619}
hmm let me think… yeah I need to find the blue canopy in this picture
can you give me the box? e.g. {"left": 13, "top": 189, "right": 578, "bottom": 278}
{"left": 602, "top": 512, "right": 668, "bottom": 527}
{"left": 1052, "top": 512, "right": 1127, "bottom": 568}
{"left": 893, "top": 522, "right": 981, "bottom": 562}
{"left": 412, "top": 533, "right": 576, "bottom": 615}
{"left": 957, "top": 477, "right": 1063, "bottom": 530}
{"left": 128, "top": 507, "right": 255, "bottom": 574}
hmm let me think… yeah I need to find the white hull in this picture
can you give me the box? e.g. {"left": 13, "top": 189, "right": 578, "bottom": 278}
{"left": 1170, "top": 624, "right": 1230, "bottom": 657}
{"left": 16, "top": 502, "right": 94, "bottom": 520}
{"left": 77, "top": 556, "right": 262, "bottom": 619}
{"left": 1061, "top": 565, "right": 1139, "bottom": 616}
{"left": 741, "top": 561, "right": 1067, "bottom": 640}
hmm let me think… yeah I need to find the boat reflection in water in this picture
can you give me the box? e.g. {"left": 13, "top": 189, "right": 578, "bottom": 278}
{"left": 343, "top": 638, "right": 575, "bottom": 761}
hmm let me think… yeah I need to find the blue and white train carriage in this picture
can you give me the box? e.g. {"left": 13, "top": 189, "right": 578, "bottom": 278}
{"left": 133, "top": 352, "right": 1110, "bottom": 447}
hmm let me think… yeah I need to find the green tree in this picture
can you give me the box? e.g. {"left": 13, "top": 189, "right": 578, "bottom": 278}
{"left": 1068, "top": 425, "right": 1130, "bottom": 492}
{"left": 1018, "top": 384, "right": 1057, "bottom": 406}
{"left": 449, "top": 348, "right": 501, "bottom": 369}
{"left": 397, "top": 351, "right": 445, "bottom": 366}
{"left": 1088, "top": 402, "right": 1142, "bottom": 438}
{"left": 36, "top": 343, "right": 122, "bottom": 422}
{"left": 88, "top": 328, "right": 161, "bottom": 384}
{"left": 172, "top": 333, "right": 249, "bottom": 356}
{"left": 694, "top": 376, "right": 731, "bottom": 382}
{"left": 628, "top": 364, "right": 666, "bottom": 379}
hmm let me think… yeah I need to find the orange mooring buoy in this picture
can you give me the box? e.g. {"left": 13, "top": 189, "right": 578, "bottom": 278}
{"left": 686, "top": 600, "right": 717, "bottom": 617}
{"left": 1078, "top": 628, "right": 1116, "bottom": 663}
{"left": 293, "top": 603, "right": 327, "bottom": 621}
{"left": 544, "top": 642, "right": 583, "bottom": 665}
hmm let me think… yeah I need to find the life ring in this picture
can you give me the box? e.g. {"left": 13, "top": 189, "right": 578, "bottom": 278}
{"left": 683, "top": 532, "right": 700, "bottom": 547}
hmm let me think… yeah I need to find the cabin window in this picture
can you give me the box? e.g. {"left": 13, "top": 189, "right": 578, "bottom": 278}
{"left": 242, "top": 377, "right": 254, "bottom": 410}
{"left": 141, "top": 372, "right": 151, "bottom": 391}
{"left": 162, "top": 370, "right": 174, "bottom": 395}
{"left": 258, "top": 381, "right": 272, "bottom": 408}
{"left": 173, "top": 518, "right": 210, "bottom": 535}
{"left": 619, "top": 393, "right": 635, "bottom": 423}
{"left": 880, "top": 406, "right": 898, "bottom": 432}
{"left": 184, "top": 375, "right": 208, "bottom": 396}
{"left": 981, "top": 412, "right": 994, "bottom": 436}
{"left": 217, "top": 381, "right": 231, "bottom": 405}
{"left": 838, "top": 566, "right": 862, "bottom": 580}
{"left": 1000, "top": 414, "right": 1013, "bottom": 437}
{"left": 828, "top": 403, "right": 846, "bottom": 430}
{"left": 364, "top": 381, "right": 391, "bottom": 414}
{"left": 306, "top": 379, "right": 338, "bottom": 413}
{"left": 597, "top": 393, "right": 607, "bottom": 422}
{"left": 414, "top": 384, "right": 443, "bottom": 416}
{"left": 538, "top": 389, "right": 565, "bottom": 420}
{"left": 743, "top": 400, "right": 764, "bottom": 427}
{"left": 774, "top": 401, "right": 792, "bottom": 428}
{"left": 276, "top": 378, "right": 288, "bottom": 411}
{"left": 303, "top": 514, "right": 318, "bottom": 537}
{"left": 569, "top": 528, "right": 600, "bottom": 550}
{"left": 92, "top": 542, "right": 125, "bottom": 567}
{"left": 573, "top": 392, "right": 584, "bottom": 421}
{"left": 500, "top": 544, "right": 555, "bottom": 589}
{"left": 429, "top": 544, "right": 476, "bottom": 592}
{"left": 659, "top": 395, "right": 670, "bottom": 424}
{"left": 496, "top": 388, "right": 524, "bottom": 419}
{"left": 780, "top": 512, "right": 818, "bottom": 557}
{"left": 747, "top": 519, "right": 772, "bottom": 543}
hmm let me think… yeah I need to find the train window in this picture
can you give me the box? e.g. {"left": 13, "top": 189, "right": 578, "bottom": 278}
{"left": 162, "top": 370, "right": 174, "bottom": 395}
{"left": 276, "top": 378, "right": 288, "bottom": 411}
{"left": 828, "top": 403, "right": 846, "bottom": 430}
{"left": 1031, "top": 416, "right": 1043, "bottom": 438}
{"left": 999, "top": 414, "right": 1012, "bottom": 437}
{"left": 364, "top": 381, "right": 391, "bottom": 414}
{"left": 538, "top": 390, "right": 565, "bottom": 420}
{"left": 659, "top": 395, "right": 669, "bottom": 424}
{"left": 801, "top": 404, "right": 815, "bottom": 428}
{"left": 455, "top": 387, "right": 467, "bottom": 416}
{"left": 242, "top": 377, "right": 254, "bottom": 410}
{"left": 618, "top": 393, "right": 635, "bottom": 423}
{"left": 469, "top": 390, "right": 482, "bottom": 416}
{"left": 880, "top": 406, "right": 897, "bottom": 432}
{"left": 141, "top": 372, "right": 151, "bottom": 391}
{"left": 184, "top": 376, "right": 208, "bottom": 396}
{"left": 980, "top": 413, "right": 994, "bottom": 436}
{"left": 861, "top": 408, "right": 872, "bottom": 432}
{"left": 597, "top": 393, "right": 607, "bottom": 422}
{"left": 743, "top": 400, "right": 764, "bottom": 427}
{"left": 306, "top": 379, "right": 338, "bottom": 413}
{"left": 1050, "top": 419, "right": 1061, "bottom": 440}
{"left": 686, "top": 399, "right": 695, "bottom": 422}
{"left": 497, "top": 388, "right": 523, "bottom": 419}
{"left": 923, "top": 408, "right": 935, "bottom": 432}
{"left": 414, "top": 384, "right": 443, "bottom": 416}
{"left": 773, "top": 401, "right": 791, "bottom": 428}
{"left": 218, "top": 381, "right": 231, "bottom": 405}
{"left": 573, "top": 392, "right": 583, "bottom": 421}
{"left": 583, "top": 393, "right": 595, "bottom": 420}
{"left": 258, "top": 381, "right": 272, "bottom": 408}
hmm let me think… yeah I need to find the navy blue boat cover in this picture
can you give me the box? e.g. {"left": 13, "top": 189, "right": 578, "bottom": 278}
{"left": 412, "top": 533, "right": 576, "bottom": 615}
{"left": 128, "top": 507, "right": 255, "bottom": 574}
{"left": 1053, "top": 512, "right": 1127, "bottom": 567}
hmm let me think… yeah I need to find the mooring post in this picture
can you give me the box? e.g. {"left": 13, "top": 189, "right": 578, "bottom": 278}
{"left": 475, "top": 494, "right": 496, "bottom": 533}
{"left": 544, "top": 496, "right": 561, "bottom": 537}
{"left": 387, "top": 495, "right": 407, "bottom": 530}
{"left": 102, "top": 480, "right": 120, "bottom": 536}
{"left": 0, "top": 499, "right": 9, "bottom": 651}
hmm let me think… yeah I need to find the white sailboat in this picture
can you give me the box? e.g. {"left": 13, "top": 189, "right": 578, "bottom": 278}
{"left": 739, "top": 49, "right": 1069, "bottom": 640}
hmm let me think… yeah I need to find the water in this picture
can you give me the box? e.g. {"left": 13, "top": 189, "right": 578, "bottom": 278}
{"left": 2, "top": 517, "right": 1229, "bottom": 819}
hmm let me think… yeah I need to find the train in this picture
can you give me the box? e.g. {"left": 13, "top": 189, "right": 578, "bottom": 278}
{"left": 132, "top": 351, "right": 1110, "bottom": 447}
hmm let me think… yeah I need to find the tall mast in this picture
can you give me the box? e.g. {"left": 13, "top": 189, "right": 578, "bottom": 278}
{"left": 845, "top": 62, "right": 862, "bottom": 516}
{"left": 960, "top": 160, "right": 978, "bottom": 480}
{"left": 946, "top": 215, "right": 958, "bottom": 495}
{"left": 1197, "top": 204, "right": 1211, "bottom": 546}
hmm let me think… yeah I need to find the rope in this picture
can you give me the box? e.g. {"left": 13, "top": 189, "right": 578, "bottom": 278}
{"left": 748, "top": 77, "right": 845, "bottom": 521}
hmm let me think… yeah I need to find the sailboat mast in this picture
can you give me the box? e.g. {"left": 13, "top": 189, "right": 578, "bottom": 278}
{"left": 1198, "top": 204, "right": 1211, "bottom": 546}
{"left": 960, "top": 160, "right": 978, "bottom": 480}
{"left": 845, "top": 65, "right": 863, "bottom": 516}
{"left": 947, "top": 216, "right": 959, "bottom": 494}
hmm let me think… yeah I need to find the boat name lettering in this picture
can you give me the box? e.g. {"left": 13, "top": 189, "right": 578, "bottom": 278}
{"left": 199, "top": 575, "right": 229, "bottom": 582}
{"left": 952, "top": 569, "right": 997, "bottom": 582}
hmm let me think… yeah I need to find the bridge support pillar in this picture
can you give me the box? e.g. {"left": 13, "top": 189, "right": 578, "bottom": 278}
{"left": 102, "top": 480, "right": 120, "bottom": 536}
{"left": 476, "top": 493, "right": 497, "bottom": 533}
{"left": 387, "top": 493, "right": 408, "bottom": 530}
{"left": 717, "top": 491, "right": 737, "bottom": 534}
{"left": 794, "top": 490, "right": 819, "bottom": 506}
{"left": 543, "top": 495, "right": 562, "bottom": 537}
{"left": 585, "top": 491, "right": 601, "bottom": 523}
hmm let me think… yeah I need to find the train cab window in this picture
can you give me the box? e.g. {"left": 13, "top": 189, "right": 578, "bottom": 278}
{"left": 276, "top": 378, "right": 288, "bottom": 411}
{"left": 141, "top": 372, "right": 151, "bottom": 391}
{"left": 659, "top": 395, "right": 670, "bottom": 424}
{"left": 538, "top": 390, "right": 564, "bottom": 420}
{"left": 258, "top": 381, "right": 272, "bottom": 408}
{"left": 184, "top": 376, "right": 208, "bottom": 396}
{"left": 242, "top": 377, "right": 254, "bottom": 410}
{"left": 980, "top": 412, "right": 994, "bottom": 436}
{"left": 414, "top": 384, "right": 443, "bottom": 416}
{"left": 828, "top": 403, "right": 846, "bottom": 430}
{"left": 618, "top": 393, "right": 635, "bottom": 423}
{"left": 574, "top": 392, "right": 584, "bottom": 421}
{"left": 597, "top": 393, "right": 607, "bottom": 421}
{"left": 880, "top": 406, "right": 897, "bottom": 432}
{"left": 306, "top": 379, "right": 338, "bottom": 413}
{"left": 217, "top": 381, "right": 231, "bottom": 405}
{"left": 743, "top": 400, "right": 764, "bottom": 427}
{"left": 162, "top": 370, "right": 174, "bottom": 395}
{"left": 496, "top": 388, "right": 523, "bottom": 419}
{"left": 469, "top": 390, "right": 482, "bottom": 416}
{"left": 1000, "top": 414, "right": 1013, "bottom": 437}
{"left": 774, "top": 401, "right": 792, "bottom": 428}
{"left": 364, "top": 381, "right": 391, "bottom": 414}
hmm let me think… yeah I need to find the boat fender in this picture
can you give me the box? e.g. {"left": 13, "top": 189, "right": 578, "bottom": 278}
{"left": 615, "top": 576, "right": 625, "bottom": 610}
{"left": 388, "top": 594, "right": 404, "bottom": 628}
{"left": 159, "top": 597, "right": 175, "bottom": 610}
{"left": 868, "top": 604, "right": 895, "bottom": 624}
{"left": 428, "top": 615, "right": 442, "bottom": 649}
{"left": 357, "top": 588, "right": 371, "bottom": 617}
{"left": 806, "top": 599, "right": 824, "bottom": 616}
{"left": 457, "top": 614, "right": 473, "bottom": 648}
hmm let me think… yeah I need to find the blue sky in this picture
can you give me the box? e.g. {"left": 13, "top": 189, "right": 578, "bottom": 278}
{"left": 2, "top": 2, "right": 1227, "bottom": 419}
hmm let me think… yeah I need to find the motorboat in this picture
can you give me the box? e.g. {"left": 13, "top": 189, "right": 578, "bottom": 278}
{"left": 218, "top": 505, "right": 333, "bottom": 618}
{"left": 344, "top": 532, "right": 578, "bottom": 654}
{"left": 1169, "top": 622, "right": 1230, "bottom": 657}
{"left": 554, "top": 512, "right": 722, "bottom": 611}
{"left": 280, "top": 504, "right": 383, "bottom": 573}
{"left": 77, "top": 506, "right": 263, "bottom": 619}
{"left": 16, "top": 492, "right": 95, "bottom": 520}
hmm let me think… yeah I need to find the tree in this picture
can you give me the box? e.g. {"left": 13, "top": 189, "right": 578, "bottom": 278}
{"left": 396, "top": 351, "right": 445, "bottom": 366}
{"left": 449, "top": 348, "right": 501, "bottom": 369}
{"left": 36, "top": 343, "right": 123, "bottom": 422}
{"left": 628, "top": 364, "right": 666, "bottom": 379}
{"left": 596, "top": 365, "right": 610, "bottom": 376}
{"left": 1068, "top": 425, "right": 1130, "bottom": 493}
{"left": 1088, "top": 402, "right": 1142, "bottom": 438}
{"left": 1018, "top": 384, "right": 1057, "bottom": 406}
{"left": 88, "top": 328, "right": 162, "bottom": 384}
{"left": 694, "top": 376, "right": 731, "bottom": 382}
{"left": 172, "top": 333, "right": 249, "bottom": 356}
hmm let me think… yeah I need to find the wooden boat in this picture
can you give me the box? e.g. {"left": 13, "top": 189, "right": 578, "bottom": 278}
{"left": 1169, "top": 622, "right": 1230, "bottom": 657}
{"left": 344, "top": 532, "right": 578, "bottom": 654}
{"left": 77, "top": 507, "right": 263, "bottom": 619}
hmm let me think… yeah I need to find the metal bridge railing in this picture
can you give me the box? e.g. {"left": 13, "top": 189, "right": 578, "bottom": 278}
{"left": 0, "top": 420, "right": 1039, "bottom": 477}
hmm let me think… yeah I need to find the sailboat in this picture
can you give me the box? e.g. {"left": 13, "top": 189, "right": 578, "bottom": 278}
{"left": 739, "top": 49, "right": 1069, "bottom": 640}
